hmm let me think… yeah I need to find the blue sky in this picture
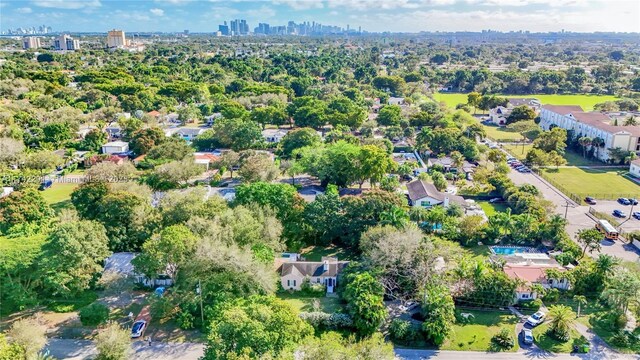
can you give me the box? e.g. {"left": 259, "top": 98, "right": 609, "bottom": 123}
{"left": 1, "top": 0, "right": 639, "bottom": 33}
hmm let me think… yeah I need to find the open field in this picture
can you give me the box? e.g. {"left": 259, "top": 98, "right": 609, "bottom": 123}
{"left": 482, "top": 125, "right": 523, "bottom": 142}
{"left": 440, "top": 310, "right": 519, "bottom": 352}
{"left": 433, "top": 93, "right": 618, "bottom": 111}
{"left": 501, "top": 144, "right": 601, "bottom": 167}
{"left": 540, "top": 167, "right": 639, "bottom": 199}
{"left": 41, "top": 183, "right": 78, "bottom": 212}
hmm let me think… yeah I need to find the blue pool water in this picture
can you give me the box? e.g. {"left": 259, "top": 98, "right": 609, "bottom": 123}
{"left": 490, "top": 246, "right": 538, "bottom": 255}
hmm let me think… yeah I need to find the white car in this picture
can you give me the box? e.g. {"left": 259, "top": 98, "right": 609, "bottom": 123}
{"left": 131, "top": 320, "right": 147, "bottom": 338}
{"left": 489, "top": 197, "right": 502, "bottom": 203}
{"left": 526, "top": 311, "right": 546, "bottom": 327}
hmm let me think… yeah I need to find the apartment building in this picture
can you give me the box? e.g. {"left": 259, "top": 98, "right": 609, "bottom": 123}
{"left": 539, "top": 105, "right": 640, "bottom": 162}
{"left": 22, "top": 37, "right": 41, "bottom": 49}
{"left": 54, "top": 34, "right": 80, "bottom": 51}
{"left": 107, "top": 29, "right": 126, "bottom": 48}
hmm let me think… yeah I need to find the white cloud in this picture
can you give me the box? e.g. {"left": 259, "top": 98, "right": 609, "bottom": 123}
{"left": 150, "top": 8, "right": 165, "bottom": 16}
{"left": 273, "top": 0, "right": 324, "bottom": 10}
{"left": 247, "top": 5, "right": 276, "bottom": 18}
{"left": 32, "top": 0, "right": 101, "bottom": 9}
{"left": 16, "top": 7, "right": 33, "bottom": 13}
{"left": 155, "top": 0, "right": 192, "bottom": 4}
{"left": 327, "top": 0, "right": 420, "bottom": 10}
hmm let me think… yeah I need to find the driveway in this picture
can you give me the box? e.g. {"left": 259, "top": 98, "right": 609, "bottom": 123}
{"left": 507, "top": 166, "right": 639, "bottom": 262}
{"left": 44, "top": 338, "right": 205, "bottom": 360}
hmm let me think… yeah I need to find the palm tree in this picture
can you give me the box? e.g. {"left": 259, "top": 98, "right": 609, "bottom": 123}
{"left": 573, "top": 295, "right": 587, "bottom": 317}
{"left": 578, "top": 136, "right": 592, "bottom": 158}
{"left": 601, "top": 270, "right": 640, "bottom": 314}
{"left": 591, "top": 137, "right": 604, "bottom": 160}
{"left": 450, "top": 151, "right": 465, "bottom": 175}
{"left": 416, "top": 127, "right": 433, "bottom": 154}
{"left": 594, "top": 254, "right": 620, "bottom": 277}
{"left": 380, "top": 206, "right": 409, "bottom": 229}
{"left": 623, "top": 115, "right": 637, "bottom": 126}
{"left": 530, "top": 283, "right": 546, "bottom": 299}
{"left": 548, "top": 305, "right": 576, "bottom": 341}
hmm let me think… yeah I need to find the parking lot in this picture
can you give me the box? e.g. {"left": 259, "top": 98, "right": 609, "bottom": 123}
{"left": 589, "top": 200, "right": 640, "bottom": 233}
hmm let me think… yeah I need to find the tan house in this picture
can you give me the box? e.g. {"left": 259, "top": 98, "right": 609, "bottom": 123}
{"left": 279, "top": 255, "right": 348, "bottom": 293}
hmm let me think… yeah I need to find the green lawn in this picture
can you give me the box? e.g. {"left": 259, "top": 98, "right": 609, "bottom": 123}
{"left": 482, "top": 125, "right": 523, "bottom": 142}
{"left": 440, "top": 311, "right": 519, "bottom": 352}
{"left": 300, "top": 245, "right": 358, "bottom": 262}
{"left": 433, "top": 93, "right": 618, "bottom": 111}
{"left": 277, "top": 292, "right": 344, "bottom": 314}
{"left": 541, "top": 167, "right": 639, "bottom": 199}
{"left": 40, "top": 183, "right": 78, "bottom": 213}
{"left": 532, "top": 322, "right": 582, "bottom": 353}
{"left": 502, "top": 144, "right": 603, "bottom": 167}
{"left": 477, "top": 200, "right": 509, "bottom": 216}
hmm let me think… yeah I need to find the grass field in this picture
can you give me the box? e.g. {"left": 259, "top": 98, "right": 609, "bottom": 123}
{"left": 40, "top": 183, "right": 78, "bottom": 213}
{"left": 440, "top": 311, "right": 519, "bottom": 352}
{"left": 532, "top": 322, "right": 582, "bottom": 353}
{"left": 477, "top": 200, "right": 509, "bottom": 216}
{"left": 482, "top": 125, "right": 523, "bottom": 142}
{"left": 541, "top": 167, "right": 639, "bottom": 199}
{"left": 501, "top": 144, "right": 601, "bottom": 167}
{"left": 433, "top": 93, "right": 618, "bottom": 111}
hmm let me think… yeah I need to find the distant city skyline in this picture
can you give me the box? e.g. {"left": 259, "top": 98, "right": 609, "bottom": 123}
{"left": 1, "top": 0, "right": 639, "bottom": 34}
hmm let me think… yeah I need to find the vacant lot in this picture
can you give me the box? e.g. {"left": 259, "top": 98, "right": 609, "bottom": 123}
{"left": 433, "top": 93, "right": 617, "bottom": 111}
{"left": 482, "top": 125, "right": 523, "bottom": 142}
{"left": 501, "top": 144, "right": 600, "bottom": 167}
{"left": 541, "top": 167, "right": 639, "bottom": 199}
{"left": 440, "top": 311, "right": 519, "bottom": 352}
{"left": 41, "top": 183, "right": 78, "bottom": 212}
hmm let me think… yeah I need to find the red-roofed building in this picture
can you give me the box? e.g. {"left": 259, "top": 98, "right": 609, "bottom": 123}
{"left": 193, "top": 152, "right": 219, "bottom": 170}
{"left": 503, "top": 264, "right": 570, "bottom": 302}
{"left": 148, "top": 110, "right": 161, "bottom": 118}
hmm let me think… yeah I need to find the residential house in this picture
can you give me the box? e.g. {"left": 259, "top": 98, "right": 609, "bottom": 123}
{"left": 427, "top": 156, "right": 477, "bottom": 175}
{"left": 539, "top": 105, "right": 640, "bottom": 162}
{"left": 205, "top": 113, "right": 223, "bottom": 126}
{"left": 166, "top": 127, "right": 206, "bottom": 141}
{"left": 84, "top": 154, "right": 127, "bottom": 167}
{"left": 406, "top": 179, "right": 467, "bottom": 208}
{"left": 488, "top": 98, "right": 541, "bottom": 126}
{"left": 279, "top": 256, "right": 349, "bottom": 293}
{"left": 101, "top": 141, "right": 129, "bottom": 154}
{"left": 262, "top": 128, "right": 289, "bottom": 143}
{"left": 388, "top": 97, "right": 406, "bottom": 106}
{"left": 630, "top": 159, "right": 640, "bottom": 178}
{"left": 76, "top": 126, "right": 97, "bottom": 139}
{"left": 503, "top": 264, "right": 570, "bottom": 302}
{"left": 105, "top": 123, "right": 122, "bottom": 140}
{"left": 193, "top": 152, "right": 219, "bottom": 169}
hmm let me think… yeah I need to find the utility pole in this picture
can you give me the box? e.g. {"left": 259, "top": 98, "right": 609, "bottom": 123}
{"left": 563, "top": 200, "right": 571, "bottom": 220}
{"left": 197, "top": 279, "right": 204, "bottom": 325}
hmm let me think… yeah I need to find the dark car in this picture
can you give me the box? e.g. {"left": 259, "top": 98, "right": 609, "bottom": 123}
{"left": 584, "top": 197, "right": 597, "bottom": 205}
{"left": 613, "top": 209, "right": 627, "bottom": 218}
{"left": 630, "top": 198, "right": 639, "bottom": 205}
{"left": 618, "top": 198, "right": 631, "bottom": 205}
{"left": 38, "top": 180, "right": 53, "bottom": 191}
{"left": 632, "top": 212, "right": 640, "bottom": 220}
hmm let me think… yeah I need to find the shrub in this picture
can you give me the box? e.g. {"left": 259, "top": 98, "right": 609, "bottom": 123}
{"left": 176, "top": 309, "right": 195, "bottom": 330}
{"left": 79, "top": 303, "right": 110, "bottom": 326}
{"left": 299, "top": 312, "right": 353, "bottom": 330}
{"left": 149, "top": 296, "right": 175, "bottom": 321}
{"left": 611, "top": 331, "right": 631, "bottom": 348}
{"left": 389, "top": 319, "right": 419, "bottom": 342}
{"left": 491, "top": 328, "right": 515, "bottom": 350}
{"left": 299, "top": 278, "right": 326, "bottom": 297}
{"left": 518, "top": 299, "right": 542, "bottom": 311}
{"left": 543, "top": 288, "right": 560, "bottom": 303}
{"left": 604, "top": 310, "right": 628, "bottom": 330}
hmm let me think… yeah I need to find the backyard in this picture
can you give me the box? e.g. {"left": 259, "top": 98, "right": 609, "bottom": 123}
{"left": 40, "top": 182, "right": 78, "bottom": 213}
{"left": 540, "top": 167, "right": 639, "bottom": 199}
{"left": 477, "top": 200, "right": 509, "bottom": 216}
{"left": 440, "top": 310, "right": 519, "bottom": 352}
{"left": 433, "top": 93, "right": 618, "bottom": 111}
{"left": 277, "top": 292, "right": 344, "bottom": 314}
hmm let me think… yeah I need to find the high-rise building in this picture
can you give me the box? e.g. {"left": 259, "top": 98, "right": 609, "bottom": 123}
{"left": 54, "top": 34, "right": 80, "bottom": 51}
{"left": 22, "top": 37, "right": 41, "bottom": 49}
{"left": 218, "top": 21, "right": 230, "bottom": 36}
{"left": 107, "top": 29, "right": 126, "bottom": 48}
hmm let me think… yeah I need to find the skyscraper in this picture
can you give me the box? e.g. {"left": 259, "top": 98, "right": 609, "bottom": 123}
{"left": 54, "top": 34, "right": 80, "bottom": 51}
{"left": 107, "top": 29, "right": 126, "bottom": 48}
{"left": 22, "top": 37, "right": 41, "bottom": 49}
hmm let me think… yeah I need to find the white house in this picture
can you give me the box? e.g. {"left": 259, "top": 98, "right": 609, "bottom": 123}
{"left": 166, "top": 127, "right": 206, "bottom": 141}
{"left": 406, "top": 179, "right": 467, "bottom": 208}
{"left": 631, "top": 159, "right": 640, "bottom": 178}
{"left": 279, "top": 256, "right": 349, "bottom": 293}
{"left": 388, "top": 97, "right": 406, "bottom": 106}
{"left": 262, "top": 129, "right": 289, "bottom": 143}
{"left": 102, "top": 141, "right": 129, "bottom": 154}
{"left": 539, "top": 105, "right": 640, "bottom": 162}
{"left": 488, "top": 98, "right": 541, "bottom": 126}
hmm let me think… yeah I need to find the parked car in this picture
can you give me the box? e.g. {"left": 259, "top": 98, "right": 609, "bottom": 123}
{"left": 520, "top": 168, "right": 531, "bottom": 173}
{"left": 618, "top": 198, "right": 631, "bottom": 205}
{"left": 520, "top": 328, "right": 534, "bottom": 345}
{"left": 630, "top": 198, "right": 639, "bottom": 205}
{"left": 584, "top": 197, "right": 597, "bottom": 205}
{"left": 38, "top": 180, "right": 53, "bottom": 191}
{"left": 526, "top": 311, "right": 546, "bottom": 327}
{"left": 131, "top": 320, "right": 146, "bottom": 338}
{"left": 632, "top": 212, "right": 640, "bottom": 220}
{"left": 401, "top": 174, "right": 414, "bottom": 182}
{"left": 613, "top": 209, "right": 627, "bottom": 218}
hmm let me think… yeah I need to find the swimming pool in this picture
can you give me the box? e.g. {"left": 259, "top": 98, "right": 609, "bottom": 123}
{"left": 490, "top": 246, "right": 539, "bottom": 255}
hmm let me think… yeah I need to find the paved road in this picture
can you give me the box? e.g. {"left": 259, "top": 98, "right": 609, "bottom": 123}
{"left": 395, "top": 348, "right": 639, "bottom": 359}
{"left": 44, "top": 338, "right": 205, "bottom": 360}
{"left": 506, "top": 162, "right": 640, "bottom": 262}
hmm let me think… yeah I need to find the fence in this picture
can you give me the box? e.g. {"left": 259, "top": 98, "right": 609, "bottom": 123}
{"left": 588, "top": 207, "right": 621, "bottom": 227}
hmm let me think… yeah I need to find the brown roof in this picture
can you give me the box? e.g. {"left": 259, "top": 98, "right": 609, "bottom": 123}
{"left": 148, "top": 110, "right": 161, "bottom": 117}
{"left": 570, "top": 111, "right": 640, "bottom": 137}
{"left": 406, "top": 180, "right": 467, "bottom": 206}
{"left": 542, "top": 104, "right": 583, "bottom": 114}
{"left": 281, "top": 261, "right": 348, "bottom": 278}
{"left": 503, "top": 265, "right": 565, "bottom": 284}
